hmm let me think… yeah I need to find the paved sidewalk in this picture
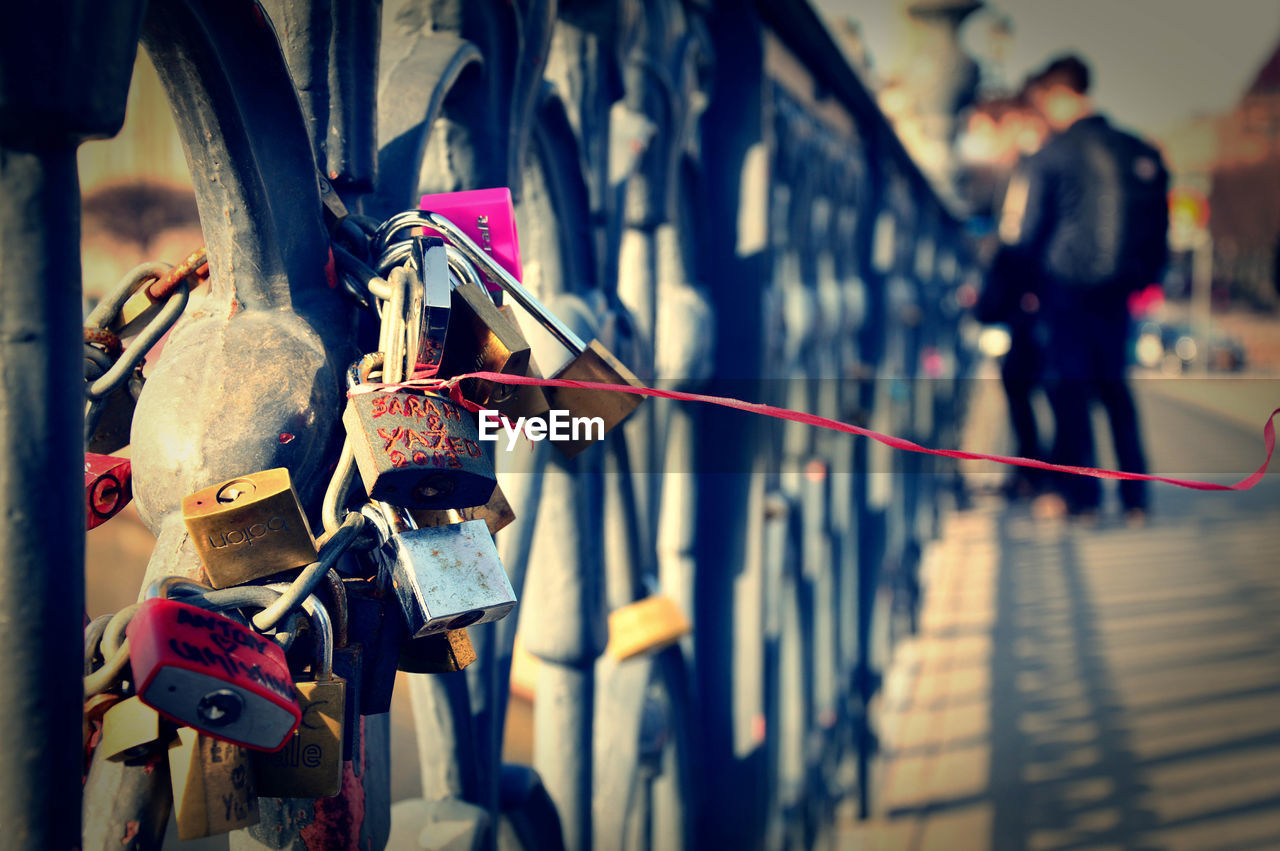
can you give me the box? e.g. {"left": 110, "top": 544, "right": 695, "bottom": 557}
{"left": 840, "top": 389, "right": 1280, "bottom": 850}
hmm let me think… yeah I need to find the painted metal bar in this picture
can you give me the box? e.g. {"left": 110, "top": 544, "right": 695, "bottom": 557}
{"left": 0, "top": 146, "right": 89, "bottom": 851}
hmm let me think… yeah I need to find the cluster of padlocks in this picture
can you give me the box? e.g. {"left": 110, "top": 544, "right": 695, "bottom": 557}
{"left": 80, "top": 188, "right": 664, "bottom": 839}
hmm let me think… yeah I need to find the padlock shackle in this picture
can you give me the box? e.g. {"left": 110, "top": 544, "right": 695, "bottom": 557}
{"left": 264, "top": 584, "right": 333, "bottom": 681}
{"left": 370, "top": 210, "right": 434, "bottom": 259}
{"left": 421, "top": 211, "right": 588, "bottom": 356}
{"left": 445, "top": 245, "right": 499, "bottom": 306}
{"left": 380, "top": 266, "right": 411, "bottom": 383}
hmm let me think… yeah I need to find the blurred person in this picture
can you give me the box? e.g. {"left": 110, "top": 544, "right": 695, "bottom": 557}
{"left": 998, "top": 55, "right": 1169, "bottom": 523}
{"left": 972, "top": 89, "right": 1050, "bottom": 498}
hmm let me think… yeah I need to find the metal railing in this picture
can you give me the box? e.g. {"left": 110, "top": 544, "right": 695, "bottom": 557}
{"left": 0, "top": 1, "right": 975, "bottom": 848}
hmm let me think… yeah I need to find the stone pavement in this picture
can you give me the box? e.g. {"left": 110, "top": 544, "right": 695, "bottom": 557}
{"left": 838, "top": 387, "right": 1280, "bottom": 850}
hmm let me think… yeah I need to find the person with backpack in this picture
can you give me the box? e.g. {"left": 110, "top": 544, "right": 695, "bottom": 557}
{"left": 998, "top": 55, "right": 1170, "bottom": 523}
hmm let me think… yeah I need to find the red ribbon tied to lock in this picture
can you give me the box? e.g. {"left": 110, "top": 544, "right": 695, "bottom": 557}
{"left": 349, "top": 372, "right": 1278, "bottom": 492}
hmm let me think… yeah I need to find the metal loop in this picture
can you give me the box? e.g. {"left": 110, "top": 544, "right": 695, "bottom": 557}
{"left": 85, "top": 262, "right": 172, "bottom": 331}
{"left": 445, "top": 245, "right": 497, "bottom": 305}
{"left": 322, "top": 438, "right": 359, "bottom": 536}
{"left": 371, "top": 210, "right": 433, "bottom": 258}
{"left": 264, "top": 583, "right": 333, "bottom": 680}
{"left": 251, "top": 511, "right": 364, "bottom": 632}
{"left": 85, "top": 280, "right": 190, "bottom": 400}
{"left": 84, "top": 640, "right": 131, "bottom": 698}
{"left": 334, "top": 243, "right": 392, "bottom": 302}
{"left": 323, "top": 569, "right": 349, "bottom": 648}
{"left": 272, "top": 610, "right": 308, "bottom": 654}
{"left": 84, "top": 614, "right": 112, "bottom": 677}
{"left": 374, "top": 240, "right": 414, "bottom": 277}
{"left": 100, "top": 603, "right": 140, "bottom": 658}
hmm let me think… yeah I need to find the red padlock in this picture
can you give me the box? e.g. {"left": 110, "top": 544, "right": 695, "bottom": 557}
{"left": 85, "top": 453, "right": 132, "bottom": 530}
{"left": 126, "top": 598, "right": 301, "bottom": 752}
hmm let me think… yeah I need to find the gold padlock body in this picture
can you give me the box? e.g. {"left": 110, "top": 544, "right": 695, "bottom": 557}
{"left": 437, "top": 279, "right": 549, "bottom": 419}
{"left": 411, "top": 482, "right": 516, "bottom": 536}
{"left": 548, "top": 340, "right": 645, "bottom": 457}
{"left": 253, "top": 678, "right": 346, "bottom": 799}
{"left": 495, "top": 306, "right": 552, "bottom": 419}
{"left": 99, "top": 696, "right": 172, "bottom": 762}
{"left": 398, "top": 628, "right": 478, "bottom": 673}
{"left": 168, "top": 727, "right": 260, "bottom": 840}
{"left": 606, "top": 594, "right": 691, "bottom": 661}
{"left": 183, "top": 468, "right": 318, "bottom": 588}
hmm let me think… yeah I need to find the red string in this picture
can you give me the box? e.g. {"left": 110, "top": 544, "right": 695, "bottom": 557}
{"left": 351, "top": 372, "right": 1278, "bottom": 492}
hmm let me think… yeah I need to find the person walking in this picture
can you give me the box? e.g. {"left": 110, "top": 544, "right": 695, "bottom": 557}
{"left": 998, "top": 55, "right": 1169, "bottom": 523}
{"left": 973, "top": 91, "right": 1050, "bottom": 498}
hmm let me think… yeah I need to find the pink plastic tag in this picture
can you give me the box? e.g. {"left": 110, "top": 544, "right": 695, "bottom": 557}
{"left": 419, "top": 188, "right": 522, "bottom": 293}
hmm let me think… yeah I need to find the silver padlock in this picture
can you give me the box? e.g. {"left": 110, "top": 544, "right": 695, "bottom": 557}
{"left": 404, "top": 236, "right": 451, "bottom": 377}
{"left": 370, "top": 504, "right": 516, "bottom": 638}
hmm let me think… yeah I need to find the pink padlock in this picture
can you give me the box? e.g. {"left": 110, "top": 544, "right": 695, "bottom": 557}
{"left": 419, "top": 188, "right": 522, "bottom": 293}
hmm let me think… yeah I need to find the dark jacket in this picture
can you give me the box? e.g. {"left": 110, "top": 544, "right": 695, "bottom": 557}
{"left": 998, "top": 114, "right": 1169, "bottom": 315}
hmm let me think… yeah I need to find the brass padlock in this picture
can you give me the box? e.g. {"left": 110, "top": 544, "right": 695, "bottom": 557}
{"left": 168, "top": 727, "right": 260, "bottom": 840}
{"left": 254, "top": 591, "right": 345, "bottom": 799}
{"left": 605, "top": 594, "right": 692, "bottom": 661}
{"left": 99, "top": 695, "right": 174, "bottom": 762}
{"left": 435, "top": 246, "right": 549, "bottom": 419}
{"left": 422, "top": 211, "right": 643, "bottom": 456}
{"left": 343, "top": 353, "right": 498, "bottom": 510}
{"left": 182, "top": 468, "right": 318, "bottom": 588}
{"left": 410, "top": 481, "right": 516, "bottom": 536}
{"left": 397, "top": 628, "right": 477, "bottom": 673}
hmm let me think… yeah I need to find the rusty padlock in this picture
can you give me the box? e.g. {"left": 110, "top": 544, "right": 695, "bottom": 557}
{"left": 343, "top": 352, "right": 497, "bottom": 510}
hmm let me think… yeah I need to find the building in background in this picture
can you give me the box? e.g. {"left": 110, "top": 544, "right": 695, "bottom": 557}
{"left": 1208, "top": 37, "right": 1280, "bottom": 311}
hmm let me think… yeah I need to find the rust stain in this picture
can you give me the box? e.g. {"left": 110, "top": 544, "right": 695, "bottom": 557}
{"left": 121, "top": 820, "right": 140, "bottom": 844}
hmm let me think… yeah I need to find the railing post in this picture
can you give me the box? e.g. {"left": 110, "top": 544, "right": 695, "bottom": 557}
{"left": 0, "top": 4, "right": 144, "bottom": 847}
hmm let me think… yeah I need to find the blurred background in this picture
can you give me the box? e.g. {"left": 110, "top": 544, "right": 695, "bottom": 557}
{"left": 77, "top": 1, "right": 1280, "bottom": 847}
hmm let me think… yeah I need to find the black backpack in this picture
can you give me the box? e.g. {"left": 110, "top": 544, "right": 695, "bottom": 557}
{"left": 1043, "top": 122, "right": 1169, "bottom": 293}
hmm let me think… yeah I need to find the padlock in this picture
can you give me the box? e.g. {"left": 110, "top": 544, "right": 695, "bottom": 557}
{"left": 343, "top": 353, "right": 498, "bottom": 510}
{"left": 404, "top": 235, "right": 451, "bottom": 377}
{"left": 605, "top": 594, "right": 692, "bottom": 661}
{"left": 168, "top": 726, "right": 260, "bottom": 840}
{"left": 420, "top": 210, "right": 644, "bottom": 456}
{"left": 126, "top": 596, "right": 301, "bottom": 751}
{"left": 85, "top": 452, "right": 133, "bottom": 530}
{"left": 85, "top": 366, "right": 144, "bottom": 454}
{"left": 98, "top": 695, "right": 174, "bottom": 761}
{"left": 182, "top": 468, "right": 319, "bottom": 588}
{"left": 373, "top": 506, "right": 516, "bottom": 638}
{"left": 314, "top": 571, "right": 364, "bottom": 759}
{"left": 435, "top": 247, "right": 549, "bottom": 419}
{"left": 417, "top": 187, "right": 524, "bottom": 294}
{"left": 398, "top": 628, "right": 477, "bottom": 673}
{"left": 253, "top": 591, "right": 345, "bottom": 799}
{"left": 410, "top": 480, "right": 516, "bottom": 536}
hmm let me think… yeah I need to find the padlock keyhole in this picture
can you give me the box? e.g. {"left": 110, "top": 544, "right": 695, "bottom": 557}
{"left": 216, "top": 479, "right": 258, "bottom": 504}
{"left": 197, "top": 689, "right": 245, "bottom": 727}
{"left": 415, "top": 474, "right": 456, "bottom": 501}
{"left": 446, "top": 610, "right": 483, "bottom": 630}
